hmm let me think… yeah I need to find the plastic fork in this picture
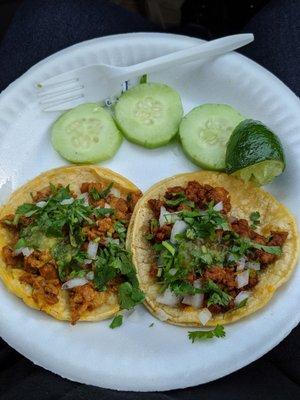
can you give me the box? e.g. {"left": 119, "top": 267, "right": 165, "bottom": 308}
{"left": 36, "top": 34, "right": 254, "bottom": 112}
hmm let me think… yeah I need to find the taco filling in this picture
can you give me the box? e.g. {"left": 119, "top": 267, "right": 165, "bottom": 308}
{"left": 145, "top": 180, "right": 288, "bottom": 322}
{"left": 1, "top": 178, "right": 143, "bottom": 323}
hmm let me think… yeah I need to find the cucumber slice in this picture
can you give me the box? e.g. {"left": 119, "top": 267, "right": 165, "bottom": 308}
{"left": 51, "top": 103, "right": 122, "bottom": 163}
{"left": 179, "top": 104, "right": 245, "bottom": 170}
{"left": 115, "top": 83, "right": 183, "bottom": 148}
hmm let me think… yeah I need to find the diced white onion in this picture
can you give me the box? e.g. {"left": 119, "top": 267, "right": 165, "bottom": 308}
{"left": 156, "top": 309, "right": 169, "bottom": 321}
{"left": 236, "top": 270, "right": 249, "bottom": 289}
{"left": 104, "top": 202, "right": 111, "bottom": 208}
{"left": 62, "top": 277, "right": 88, "bottom": 290}
{"left": 156, "top": 287, "right": 180, "bottom": 306}
{"left": 168, "top": 268, "right": 177, "bottom": 276}
{"left": 87, "top": 241, "right": 99, "bottom": 260}
{"left": 14, "top": 247, "right": 34, "bottom": 257}
{"left": 22, "top": 247, "right": 34, "bottom": 257}
{"left": 159, "top": 206, "right": 181, "bottom": 227}
{"left": 236, "top": 257, "right": 246, "bottom": 271}
{"left": 170, "top": 220, "right": 188, "bottom": 244}
{"left": 36, "top": 201, "right": 47, "bottom": 208}
{"left": 60, "top": 198, "right": 74, "bottom": 205}
{"left": 79, "top": 192, "right": 89, "bottom": 206}
{"left": 111, "top": 187, "right": 121, "bottom": 198}
{"left": 234, "top": 291, "right": 251, "bottom": 306}
{"left": 193, "top": 279, "right": 202, "bottom": 289}
{"left": 164, "top": 212, "right": 181, "bottom": 224}
{"left": 156, "top": 267, "right": 162, "bottom": 277}
{"left": 198, "top": 308, "right": 212, "bottom": 325}
{"left": 159, "top": 206, "right": 167, "bottom": 227}
{"left": 182, "top": 279, "right": 204, "bottom": 309}
{"left": 120, "top": 308, "right": 134, "bottom": 318}
{"left": 182, "top": 293, "right": 204, "bottom": 308}
{"left": 227, "top": 253, "right": 236, "bottom": 263}
{"left": 246, "top": 261, "right": 261, "bottom": 270}
{"left": 84, "top": 259, "right": 93, "bottom": 265}
{"left": 182, "top": 295, "right": 194, "bottom": 306}
{"left": 86, "top": 271, "right": 95, "bottom": 281}
{"left": 213, "top": 201, "right": 223, "bottom": 211}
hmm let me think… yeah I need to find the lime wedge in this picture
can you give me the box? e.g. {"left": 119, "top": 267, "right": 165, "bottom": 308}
{"left": 225, "top": 119, "right": 285, "bottom": 185}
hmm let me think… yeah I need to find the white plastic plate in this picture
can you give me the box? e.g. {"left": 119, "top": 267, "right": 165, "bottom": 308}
{"left": 0, "top": 33, "right": 299, "bottom": 391}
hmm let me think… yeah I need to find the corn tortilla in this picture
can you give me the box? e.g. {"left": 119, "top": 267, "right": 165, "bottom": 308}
{"left": 0, "top": 165, "right": 141, "bottom": 322}
{"left": 127, "top": 171, "right": 299, "bottom": 327}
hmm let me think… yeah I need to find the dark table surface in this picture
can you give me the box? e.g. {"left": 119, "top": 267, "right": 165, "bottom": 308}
{"left": 0, "top": 0, "right": 299, "bottom": 399}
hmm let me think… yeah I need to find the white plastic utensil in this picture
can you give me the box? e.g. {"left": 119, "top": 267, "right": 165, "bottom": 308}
{"left": 36, "top": 33, "right": 253, "bottom": 111}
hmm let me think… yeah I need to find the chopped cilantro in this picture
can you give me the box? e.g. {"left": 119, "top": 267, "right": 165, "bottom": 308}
{"left": 150, "top": 218, "right": 159, "bottom": 233}
{"left": 203, "top": 280, "right": 231, "bottom": 307}
{"left": 170, "top": 281, "right": 201, "bottom": 296}
{"left": 251, "top": 242, "right": 282, "bottom": 255}
{"left": 109, "top": 315, "right": 123, "bottom": 329}
{"left": 118, "top": 282, "right": 145, "bottom": 310}
{"left": 89, "top": 182, "right": 113, "bottom": 201}
{"left": 14, "top": 237, "right": 27, "bottom": 250}
{"left": 162, "top": 241, "right": 176, "bottom": 256}
{"left": 69, "top": 270, "right": 86, "bottom": 278}
{"left": 230, "top": 237, "right": 252, "bottom": 258}
{"left": 93, "top": 207, "right": 114, "bottom": 217}
{"left": 165, "top": 192, "right": 195, "bottom": 208}
{"left": 15, "top": 203, "right": 38, "bottom": 217}
{"left": 165, "top": 193, "right": 186, "bottom": 206}
{"left": 149, "top": 322, "right": 154, "bottom": 327}
{"left": 93, "top": 242, "right": 143, "bottom": 312}
{"left": 250, "top": 211, "right": 261, "bottom": 229}
{"left": 114, "top": 221, "right": 127, "bottom": 242}
{"left": 180, "top": 204, "right": 228, "bottom": 240}
{"left": 188, "top": 325, "right": 226, "bottom": 342}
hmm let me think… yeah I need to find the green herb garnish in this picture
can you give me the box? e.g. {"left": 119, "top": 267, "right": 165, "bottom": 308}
{"left": 251, "top": 242, "right": 282, "bottom": 255}
{"left": 93, "top": 207, "right": 114, "bottom": 217}
{"left": 139, "top": 74, "right": 148, "bottom": 84}
{"left": 162, "top": 241, "right": 176, "bottom": 256}
{"left": 170, "top": 281, "right": 201, "bottom": 296}
{"left": 109, "top": 315, "right": 123, "bottom": 329}
{"left": 114, "top": 221, "right": 127, "bottom": 242}
{"left": 203, "top": 280, "right": 231, "bottom": 307}
{"left": 118, "top": 281, "right": 145, "bottom": 310}
{"left": 188, "top": 325, "right": 226, "bottom": 342}
{"left": 89, "top": 182, "right": 113, "bottom": 201}
{"left": 250, "top": 211, "right": 261, "bottom": 229}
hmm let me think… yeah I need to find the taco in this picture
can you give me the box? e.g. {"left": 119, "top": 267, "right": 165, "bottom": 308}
{"left": 0, "top": 165, "right": 144, "bottom": 323}
{"left": 128, "top": 171, "right": 298, "bottom": 326}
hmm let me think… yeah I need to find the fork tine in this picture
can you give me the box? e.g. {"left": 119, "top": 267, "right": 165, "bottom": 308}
{"left": 36, "top": 70, "right": 79, "bottom": 89}
{"left": 37, "top": 82, "right": 84, "bottom": 100}
{"left": 39, "top": 91, "right": 84, "bottom": 112}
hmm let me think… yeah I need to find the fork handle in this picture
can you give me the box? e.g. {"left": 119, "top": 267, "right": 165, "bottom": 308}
{"left": 116, "top": 33, "right": 254, "bottom": 80}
